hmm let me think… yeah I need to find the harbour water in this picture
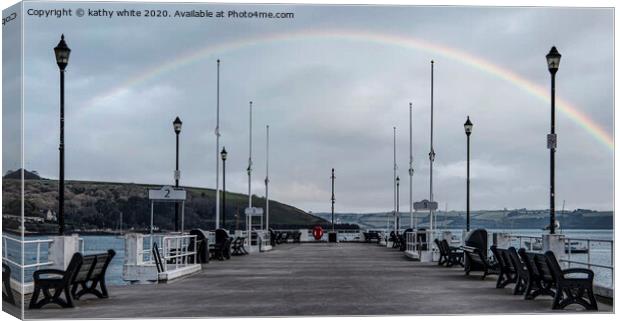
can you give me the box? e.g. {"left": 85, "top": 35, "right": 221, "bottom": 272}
{"left": 6, "top": 229, "right": 613, "bottom": 287}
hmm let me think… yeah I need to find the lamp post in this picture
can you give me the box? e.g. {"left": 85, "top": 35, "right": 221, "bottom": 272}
{"left": 221, "top": 147, "right": 228, "bottom": 229}
{"left": 331, "top": 168, "right": 335, "bottom": 232}
{"left": 173, "top": 116, "right": 182, "bottom": 231}
{"left": 54, "top": 34, "right": 70, "bottom": 235}
{"left": 546, "top": 46, "right": 561, "bottom": 235}
{"left": 464, "top": 116, "right": 473, "bottom": 232}
{"left": 396, "top": 176, "right": 400, "bottom": 233}
{"left": 429, "top": 60, "right": 436, "bottom": 239}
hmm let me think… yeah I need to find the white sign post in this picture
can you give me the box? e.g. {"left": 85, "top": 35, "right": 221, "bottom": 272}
{"left": 413, "top": 199, "right": 439, "bottom": 263}
{"left": 245, "top": 207, "right": 264, "bottom": 252}
{"left": 414, "top": 199, "right": 438, "bottom": 211}
{"left": 148, "top": 186, "right": 187, "bottom": 251}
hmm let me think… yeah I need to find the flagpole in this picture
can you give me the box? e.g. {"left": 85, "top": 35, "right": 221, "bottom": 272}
{"left": 247, "top": 101, "right": 253, "bottom": 242}
{"left": 265, "top": 125, "right": 270, "bottom": 230}
{"left": 248, "top": 101, "right": 253, "bottom": 211}
{"left": 409, "top": 102, "right": 414, "bottom": 229}
{"left": 429, "top": 60, "right": 435, "bottom": 240}
{"left": 393, "top": 126, "right": 397, "bottom": 235}
{"left": 215, "top": 59, "right": 221, "bottom": 229}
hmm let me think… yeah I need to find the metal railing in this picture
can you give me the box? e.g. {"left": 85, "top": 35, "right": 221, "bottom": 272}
{"left": 404, "top": 231, "right": 432, "bottom": 253}
{"left": 143, "top": 234, "right": 165, "bottom": 264}
{"left": 2, "top": 235, "right": 54, "bottom": 270}
{"left": 563, "top": 237, "right": 614, "bottom": 286}
{"left": 506, "top": 234, "right": 613, "bottom": 288}
{"left": 508, "top": 235, "right": 543, "bottom": 252}
{"left": 161, "top": 235, "right": 197, "bottom": 272}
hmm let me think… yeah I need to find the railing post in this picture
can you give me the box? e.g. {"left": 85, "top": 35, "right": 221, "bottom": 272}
{"left": 587, "top": 239, "right": 591, "bottom": 270}
{"left": 49, "top": 234, "right": 80, "bottom": 270}
{"left": 36, "top": 243, "right": 41, "bottom": 270}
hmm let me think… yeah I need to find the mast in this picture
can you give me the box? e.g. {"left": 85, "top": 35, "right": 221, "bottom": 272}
{"left": 409, "top": 102, "right": 414, "bottom": 229}
{"left": 429, "top": 60, "right": 435, "bottom": 236}
{"left": 215, "top": 59, "right": 221, "bottom": 229}
{"left": 248, "top": 101, "right": 253, "bottom": 210}
{"left": 265, "top": 125, "right": 270, "bottom": 230}
{"left": 393, "top": 126, "right": 397, "bottom": 235}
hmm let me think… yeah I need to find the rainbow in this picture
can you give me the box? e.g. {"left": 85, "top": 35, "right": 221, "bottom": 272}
{"left": 86, "top": 29, "right": 613, "bottom": 151}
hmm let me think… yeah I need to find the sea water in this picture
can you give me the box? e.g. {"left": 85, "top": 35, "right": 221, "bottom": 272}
{"left": 7, "top": 229, "right": 614, "bottom": 287}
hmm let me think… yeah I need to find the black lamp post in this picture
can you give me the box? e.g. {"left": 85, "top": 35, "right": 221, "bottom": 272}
{"left": 546, "top": 46, "right": 561, "bottom": 235}
{"left": 331, "top": 168, "right": 335, "bottom": 232}
{"left": 221, "top": 147, "right": 228, "bottom": 229}
{"left": 396, "top": 176, "right": 400, "bottom": 232}
{"left": 173, "top": 116, "right": 182, "bottom": 231}
{"left": 464, "top": 116, "right": 473, "bottom": 232}
{"left": 54, "top": 34, "right": 70, "bottom": 235}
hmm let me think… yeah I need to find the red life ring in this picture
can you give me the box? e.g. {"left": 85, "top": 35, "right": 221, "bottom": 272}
{"left": 312, "top": 226, "right": 324, "bottom": 240}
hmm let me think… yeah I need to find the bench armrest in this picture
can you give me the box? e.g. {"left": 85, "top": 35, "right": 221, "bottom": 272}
{"left": 562, "top": 268, "right": 594, "bottom": 278}
{"left": 33, "top": 269, "right": 66, "bottom": 280}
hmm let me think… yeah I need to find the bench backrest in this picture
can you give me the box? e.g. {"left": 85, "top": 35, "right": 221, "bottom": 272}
{"left": 517, "top": 249, "right": 540, "bottom": 278}
{"left": 543, "top": 251, "right": 565, "bottom": 283}
{"left": 533, "top": 253, "right": 554, "bottom": 282}
{"left": 73, "top": 255, "right": 96, "bottom": 283}
{"left": 507, "top": 247, "right": 527, "bottom": 278}
{"left": 91, "top": 250, "right": 116, "bottom": 280}
{"left": 440, "top": 239, "right": 453, "bottom": 254}
{"left": 463, "top": 246, "right": 485, "bottom": 265}
{"left": 65, "top": 252, "right": 84, "bottom": 285}
{"left": 73, "top": 249, "right": 116, "bottom": 284}
{"left": 434, "top": 239, "right": 443, "bottom": 254}
{"left": 490, "top": 246, "right": 505, "bottom": 268}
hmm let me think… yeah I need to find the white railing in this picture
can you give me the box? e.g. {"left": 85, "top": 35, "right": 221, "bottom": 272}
{"left": 256, "top": 231, "right": 271, "bottom": 249}
{"left": 563, "top": 237, "right": 614, "bottom": 287}
{"left": 506, "top": 234, "right": 613, "bottom": 288}
{"left": 2, "top": 235, "right": 54, "bottom": 270}
{"left": 508, "top": 235, "right": 543, "bottom": 252}
{"left": 161, "top": 235, "right": 197, "bottom": 272}
{"left": 405, "top": 231, "right": 417, "bottom": 252}
{"left": 405, "top": 231, "right": 432, "bottom": 253}
{"left": 142, "top": 234, "right": 165, "bottom": 264}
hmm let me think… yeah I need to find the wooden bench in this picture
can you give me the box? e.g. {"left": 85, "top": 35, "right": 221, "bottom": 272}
{"left": 506, "top": 247, "right": 529, "bottom": 296}
{"left": 71, "top": 249, "right": 116, "bottom": 300}
{"left": 517, "top": 249, "right": 555, "bottom": 300}
{"left": 2, "top": 263, "right": 15, "bottom": 305}
{"left": 231, "top": 237, "right": 248, "bottom": 255}
{"left": 436, "top": 239, "right": 463, "bottom": 267}
{"left": 29, "top": 252, "right": 83, "bottom": 309}
{"left": 210, "top": 237, "right": 233, "bottom": 260}
{"left": 462, "top": 245, "right": 498, "bottom": 279}
{"left": 490, "top": 246, "right": 517, "bottom": 288}
{"left": 364, "top": 232, "right": 381, "bottom": 243}
{"left": 542, "top": 250, "right": 598, "bottom": 310}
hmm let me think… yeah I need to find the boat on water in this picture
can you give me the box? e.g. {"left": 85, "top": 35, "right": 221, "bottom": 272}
{"left": 565, "top": 241, "right": 589, "bottom": 254}
{"left": 523, "top": 239, "right": 588, "bottom": 254}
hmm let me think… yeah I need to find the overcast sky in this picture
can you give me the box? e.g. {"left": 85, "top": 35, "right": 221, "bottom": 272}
{"left": 3, "top": 2, "right": 613, "bottom": 213}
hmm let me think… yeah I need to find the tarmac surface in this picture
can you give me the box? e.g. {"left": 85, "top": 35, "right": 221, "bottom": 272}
{"left": 7, "top": 242, "right": 613, "bottom": 319}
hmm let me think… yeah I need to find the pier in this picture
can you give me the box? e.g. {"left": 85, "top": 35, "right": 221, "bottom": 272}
{"left": 18, "top": 242, "right": 611, "bottom": 319}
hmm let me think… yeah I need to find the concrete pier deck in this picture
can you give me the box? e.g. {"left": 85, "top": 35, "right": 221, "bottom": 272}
{"left": 19, "top": 243, "right": 612, "bottom": 319}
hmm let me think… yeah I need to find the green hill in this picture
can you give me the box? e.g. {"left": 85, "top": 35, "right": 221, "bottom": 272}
{"left": 2, "top": 177, "right": 327, "bottom": 234}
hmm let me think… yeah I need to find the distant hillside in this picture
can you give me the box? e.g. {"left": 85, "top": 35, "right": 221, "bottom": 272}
{"left": 2, "top": 178, "right": 327, "bottom": 233}
{"left": 314, "top": 209, "right": 613, "bottom": 230}
{"left": 3, "top": 169, "right": 42, "bottom": 180}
